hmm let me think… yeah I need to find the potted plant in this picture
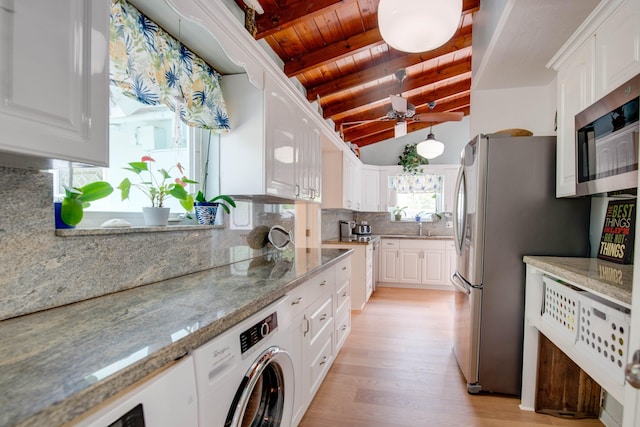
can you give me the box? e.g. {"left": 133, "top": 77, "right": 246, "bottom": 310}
{"left": 393, "top": 206, "right": 407, "bottom": 221}
{"left": 191, "top": 191, "right": 236, "bottom": 225}
{"left": 57, "top": 181, "right": 114, "bottom": 228}
{"left": 398, "top": 143, "right": 428, "bottom": 174}
{"left": 117, "top": 156, "right": 197, "bottom": 226}
{"left": 415, "top": 211, "right": 426, "bottom": 221}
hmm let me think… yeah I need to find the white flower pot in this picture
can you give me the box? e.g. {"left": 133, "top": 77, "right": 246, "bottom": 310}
{"left": 142, "top": 207, "right": 170, "bottom": 226}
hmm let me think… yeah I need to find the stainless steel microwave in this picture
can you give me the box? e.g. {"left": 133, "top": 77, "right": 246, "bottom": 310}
{"left": 575, "top": 73, "right": 639, "bottom": 196}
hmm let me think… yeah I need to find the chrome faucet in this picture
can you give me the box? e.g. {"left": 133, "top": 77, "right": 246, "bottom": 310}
{"left": 418, "top": 222, "right": 423, "bottom": 236}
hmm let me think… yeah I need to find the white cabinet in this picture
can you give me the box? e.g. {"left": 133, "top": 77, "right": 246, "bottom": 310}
{"left": 379, "top": 238, "right": 452, "bottom": 290}
{"left": 287, "top": 256, "right": 352, "bottom": 425}
{"left": 322, "top": 150, "right": 362, "bottom": 211}
{"left": 361, "top": 165, "right": 380, "bottom": 211}
{"left": 0, "top": 0, "right": 109, "bottom": 169}
{"left": 443, "top": 166, "right": 460, "bottom": 213}
{"left": 555, "top": 38, "right": 595, "bottom": 197}
{"left": 594, "top": 0, "right": 640, "bottom": 99}
{"left": 550, "top": 0, "right": 640, "bottom": 197}
{"left": 380, "top": 239, "right": 400, "bottom": 282}
{"left": 320, "top": 242, "right": 373, "bottom": 310}
{"left": 445, "top": 240, "right": 457, "bottom": 285}
{"left": 220, "top": 74, "right": 321, "bottom": 202}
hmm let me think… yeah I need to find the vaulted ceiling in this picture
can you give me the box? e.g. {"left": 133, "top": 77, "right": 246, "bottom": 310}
{"left": 232, "top": 0, "right": 479, "bottom": 148}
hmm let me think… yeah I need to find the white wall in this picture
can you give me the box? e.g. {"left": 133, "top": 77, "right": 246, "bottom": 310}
{"left": 469, "top": 81, "right": 557, "bottom": 138}
{"left": 359, "top": 116, "right": 471, "bottom": 166}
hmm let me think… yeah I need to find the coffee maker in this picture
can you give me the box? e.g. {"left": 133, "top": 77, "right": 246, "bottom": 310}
{"left": 339, "top": 220, "right": 356, "bottom": 239}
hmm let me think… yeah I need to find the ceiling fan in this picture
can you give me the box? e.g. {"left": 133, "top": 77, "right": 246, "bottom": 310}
{"left": 340, "top": 69, "right": 464, "bottom": 139}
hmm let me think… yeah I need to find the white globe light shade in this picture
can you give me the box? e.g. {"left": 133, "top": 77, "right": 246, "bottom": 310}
{"left": 416, "top": 133, "right": 445, "bottom": 159}
{"left": 378, "top": 0, "right": 462, "bottom": 53}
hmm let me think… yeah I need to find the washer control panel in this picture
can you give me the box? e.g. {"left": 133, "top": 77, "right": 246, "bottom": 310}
{"left": 239, "top": 312, "right": 278, "bottom": 355}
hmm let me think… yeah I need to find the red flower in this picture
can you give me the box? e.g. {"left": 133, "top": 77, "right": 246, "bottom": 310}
{"left": 175, "top": 177, "right": 187, "bottom": 187}
{"left": 141, "top": 155, "right": 155, "bottom": 162}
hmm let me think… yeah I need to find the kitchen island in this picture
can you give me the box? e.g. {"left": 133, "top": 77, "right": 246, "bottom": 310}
{"left": 0, "top": 247, "right": 351, "bottom": 427}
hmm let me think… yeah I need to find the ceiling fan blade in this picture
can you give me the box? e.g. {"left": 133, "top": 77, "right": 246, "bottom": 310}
{"left": 413, "top": 111, "right": 464, "bottom": 122}
{"left": 394, "top": 121, "right": 407, "bottom": 138}
{"left": 390, "top": 94, "right": 408, "bottom": 114}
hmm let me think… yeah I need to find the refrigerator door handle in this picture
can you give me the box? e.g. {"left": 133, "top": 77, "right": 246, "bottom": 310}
{"left": 453, "top": 166, "right": 466, "bottom": 256}
{"left": 451, "top": 271, "right": 471, "bottom": 295}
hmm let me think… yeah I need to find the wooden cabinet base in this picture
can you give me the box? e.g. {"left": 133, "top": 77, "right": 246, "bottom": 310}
{"left": 535, "top": 334, "right": 601, "bottom": 419}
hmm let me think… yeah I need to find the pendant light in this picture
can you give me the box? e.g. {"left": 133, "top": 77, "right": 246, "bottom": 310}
{"left": 377, "top": 0, "right": 462, "bottom": 53}
{"left": 416, "top": 125, "right": 445, "bottom": 159}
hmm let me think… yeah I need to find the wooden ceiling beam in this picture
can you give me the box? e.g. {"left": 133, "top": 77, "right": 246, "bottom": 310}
{"left": 307, "top": 25, "right": 472, "bottom": 101}
{"left": 334, "top": 78, "right": 472, "bottom": 125}
{"left": 343, "top": 95, "right": 470, "bottom": 142}
{"left": 285, "top": 28, "right": 385, "bottom": 77}
{"left": 246, "top": 0, "right": 360, "bottom": 40}
{"left": 322, "top": 58, "right": 471, "bottom": 118}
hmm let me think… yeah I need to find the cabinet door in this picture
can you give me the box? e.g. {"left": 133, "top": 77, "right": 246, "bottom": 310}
{"left": 422, "top": 250, "right": 445, "bottom": 285}
{"left": 595, "top": 0, "right": 640, "bottom": 99}
{"left": 265, "top": 78, "right": 298, "bottom": 199}
{"left": 0, "top": 0, "right": 109, "bottom": 168}
{"left": 361, "top": 167, "right": 380, "bottom": 211}
{"left": 556, "top": 37, "right": 595, "bottom": 197}
{"left": 380, "top": 248, "right": 399, "bottom": 282}
{"left": 443, "top": 166, "right": 460, "bottom": 213}
{"left": 309, "top": 127, "right": 322, "bottom": 202}
{"left": 399, "top": 249, "right": 422, "bottom": 284}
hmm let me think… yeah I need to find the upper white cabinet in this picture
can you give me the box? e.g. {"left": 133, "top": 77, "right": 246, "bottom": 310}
{"left": 322, "top": 150, "right": 362, "bottom": 210}
{"left": 361, "top": 165, "right": 380, "bottom": 211}
{"left": 594, "top": 0, "right": 640, "bottom": 99}
{"left": 220, "top": 74, "right": 321, "bottom": 202}
{"left": 0, "top": 0, "right": 109, "bottom": 169}
{"left": 555, "top": 38, "right": 595, "bottom": 197}
{"left": 550, "top": 0, "right": 640, "bottom": 197}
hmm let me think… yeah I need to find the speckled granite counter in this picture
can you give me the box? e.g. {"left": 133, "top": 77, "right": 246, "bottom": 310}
{"left": 523, "top": 256, "right": 633, "bottom": 308}
{"left": 0, "top": 248, "right": 351, "bottom": 427}
{"left": 379, "top": 234, "right": 453, "bottom": 240}
{"left": 322, "top": 235, "right": 381, "bottom": 245}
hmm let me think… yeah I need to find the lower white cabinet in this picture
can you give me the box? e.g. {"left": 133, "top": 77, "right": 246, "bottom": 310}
{"left": 445, "top": 240, "right": 457, "bottom": 285}
{"left": 287, "top": 255, "right": 352, "bottom": 425}
{"left": 321, "top": 242, "right": 373, "bottom": 310}
{"left": 379, "top": 238, "right": 453, "bottom": 290}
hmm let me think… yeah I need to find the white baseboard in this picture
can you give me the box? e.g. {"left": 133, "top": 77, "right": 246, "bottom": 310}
{"left": 376, "top": 282, "right": 454, "bottom": 291}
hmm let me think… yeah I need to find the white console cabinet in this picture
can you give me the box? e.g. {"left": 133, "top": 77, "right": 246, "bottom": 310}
{"left": 0, "top": 0, "right": 109, "bottom": 169}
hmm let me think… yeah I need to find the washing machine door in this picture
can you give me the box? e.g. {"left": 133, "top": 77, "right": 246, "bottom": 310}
{"left": 226, "top": 346, "right": 294, "bottom": 427}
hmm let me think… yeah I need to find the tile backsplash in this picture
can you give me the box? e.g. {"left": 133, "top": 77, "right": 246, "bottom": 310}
{"left": 0, "top": 166, "right": 294, "bottom": 321}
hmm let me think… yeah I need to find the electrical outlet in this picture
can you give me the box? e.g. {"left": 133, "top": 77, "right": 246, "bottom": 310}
{"left": 446, "top": 221, "right": 453, "bottom": 228}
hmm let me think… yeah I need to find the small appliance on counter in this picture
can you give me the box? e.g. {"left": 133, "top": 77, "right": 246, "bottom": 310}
{"left": 339, "top": 220, "right": 356, "bottom": 239}
{"left": 353, "top": 221, "right": 372, "bottom": 235}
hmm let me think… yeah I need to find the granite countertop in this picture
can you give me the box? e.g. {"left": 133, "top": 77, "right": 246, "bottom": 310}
{"left": 523, "top": 256, "right": 633, "bottom": 308}
{"left": 379, "top": 234, "right": 453, "bottom": 240}
{"left": 322, "top": 235, "right": 381, "bottom": 245}
{"left": 0, "top": 248, "right": 352, "bottom": 427}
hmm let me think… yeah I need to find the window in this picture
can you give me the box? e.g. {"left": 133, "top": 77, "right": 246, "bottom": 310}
{"left": 389, "top": 173, "right": 443, "bottom": 220}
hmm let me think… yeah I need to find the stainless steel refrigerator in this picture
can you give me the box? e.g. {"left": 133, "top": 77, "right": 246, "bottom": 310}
{"left": 450, "top": 134, "right": 591, "bottom": 395}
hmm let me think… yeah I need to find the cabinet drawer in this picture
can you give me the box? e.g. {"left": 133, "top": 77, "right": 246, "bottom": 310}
{"left": 334, "top": 257, "right": 351, "bottom": 286}
{"left": 335, "top": 280, "right": 350, "bottom": 314}
{"left": 400, "top": 239, "right": 446, "bottom": 250}
{"left": 307, "top": 268, "right": 334, "bottom": 305}
{"left": 309, "top": 328, "right": 334, "bottom": 395}
{"left": 335, "top": 308, "right": 351, "bottom": 352}
{"left": 286, "top": 281, "right": 310, "bottom": 317}
{"left": 381, "top": 239, "right": 399, "bottom": 249}
{"left": 308, "top": 296, "right": 333, "bottom": 342}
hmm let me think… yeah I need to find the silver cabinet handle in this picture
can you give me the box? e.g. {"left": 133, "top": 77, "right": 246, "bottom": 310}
{"left": 320, "top": 280, "right": 328, "bottom": 286}
{"left": 320, "top": 313, "right": 328, "bottom": 321}
{"left": 341, "top": 325, "right": 347, "bottom": 331}
{"left": 303, "top": 316, "right": 310, "bottom": 337}
{"left": 291, "top": 297, "right": 303, "bottom": 305}
{"left": 625, "top": 350, "right": 640, "bottom": 389}
{"left": 319, "top": 356, "right": 328, "bottom": 366}
{"left": 342, "top": 266, "right": 347, "bottom": 270}
{"left": 342, "top": 291, "right": 348, "bottom": 297}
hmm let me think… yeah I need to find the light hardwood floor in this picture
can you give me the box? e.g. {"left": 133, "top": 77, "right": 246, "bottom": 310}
{"left": 299, "top": 287, "right": 604, "bottom": 427}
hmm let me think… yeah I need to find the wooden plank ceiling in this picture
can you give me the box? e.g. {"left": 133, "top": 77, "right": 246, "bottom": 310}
{"left": 233, "top": 0, "right": 479, "bottom": 148}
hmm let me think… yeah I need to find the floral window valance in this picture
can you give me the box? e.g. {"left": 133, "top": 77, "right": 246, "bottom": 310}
{"left": 109, "top": 0, "right": 230, "bottom": 132}
{"left": 390, "top": 174, "right": 442, "bottom": 194}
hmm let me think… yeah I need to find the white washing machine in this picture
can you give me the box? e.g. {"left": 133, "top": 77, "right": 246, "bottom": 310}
{"left": 73, "top": 355, "right": 198, "bottom": 427}
{"left": 193, "top": 296, "right": 296, "bottom": 427}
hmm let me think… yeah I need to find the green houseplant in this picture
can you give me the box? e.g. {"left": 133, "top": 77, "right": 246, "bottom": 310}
{"left": 191, "top": 191, "right": 236, "bottom": 225}
{"left": 398, "top": 143, "right": 428, "bottom": 174}
{"left": 58, "top": 181, "right": 114, "bottom": 227}
{"left": 117, "top": 156, "right": 197, "bottom": 225}
{"left": 393, "top": 206, "right": 407, "bottom": 221}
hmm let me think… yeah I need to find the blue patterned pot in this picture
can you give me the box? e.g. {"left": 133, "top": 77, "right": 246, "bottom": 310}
{"left": 194, "top": 202, "right": 219, "bottom": 225}
{"left": 54, "top": 201, "right": 75, "bottom": 229}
